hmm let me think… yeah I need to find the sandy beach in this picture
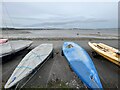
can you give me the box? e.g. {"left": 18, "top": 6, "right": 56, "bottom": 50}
{"left": 0, "top": 29, "right": 119, "bottom": 89}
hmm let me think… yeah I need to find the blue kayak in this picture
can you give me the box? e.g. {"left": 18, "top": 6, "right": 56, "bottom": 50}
{"left": 62, "top": 42, "right": 103, "bottom": 89}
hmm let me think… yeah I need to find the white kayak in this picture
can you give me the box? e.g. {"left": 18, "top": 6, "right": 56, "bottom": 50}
{"left": 0, "top": 40, "right": 33, "bottom": 58}
{"left": 4, "top": 44, "right": 53, "bottom": 89}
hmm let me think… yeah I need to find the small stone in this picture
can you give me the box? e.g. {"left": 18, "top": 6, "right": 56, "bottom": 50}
{"left": 76, "top": 86, "right": 79, "bottom": 89}
{"left": 52, "top": 73, "right": 55, "bottom": 76}
{"left": 66, "top": 82, "right": 69, "bottom": 85}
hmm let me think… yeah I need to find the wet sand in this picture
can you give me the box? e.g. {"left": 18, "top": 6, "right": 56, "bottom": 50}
{"left": 1, "top": 29, "right": 118, "bottom": 39}
{"left": 1, "top": 39, "right": 119, "bottom": 89}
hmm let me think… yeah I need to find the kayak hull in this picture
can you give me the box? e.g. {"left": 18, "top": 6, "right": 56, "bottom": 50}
{"left": 88, "top": 42, "right": 120, "bottom": 66}
{"left": 62, "top": 42, "right": 103, "bottom": 89}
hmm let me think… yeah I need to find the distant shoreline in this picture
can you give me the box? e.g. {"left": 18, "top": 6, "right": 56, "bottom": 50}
{"left": 1, "top": 28, "right": 119, "bottom": 30}
{"left": 4, "top": 37, "right": 119, "bottom": 40}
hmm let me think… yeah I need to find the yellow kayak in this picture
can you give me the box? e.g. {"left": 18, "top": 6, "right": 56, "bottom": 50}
{"left": 88, "top": 42, "right": 120, "bottom": 66}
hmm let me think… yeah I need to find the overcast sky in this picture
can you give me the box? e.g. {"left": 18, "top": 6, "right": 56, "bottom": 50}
{"left": 1, "top": 2, "right": 118, "bottom": 28}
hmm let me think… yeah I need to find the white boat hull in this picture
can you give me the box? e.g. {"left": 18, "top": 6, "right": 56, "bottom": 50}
{"left": 4, "top": 43, "right": 53, "bottom": 89}
{"left": 0, "top": 40, "right": 33, "bottom": 58}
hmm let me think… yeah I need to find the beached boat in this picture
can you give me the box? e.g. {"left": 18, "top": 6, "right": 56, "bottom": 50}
{"left": 88, "top": 42, "right": 120, "bottom": 66}
{"left": 0, "top": 39, "right": 8, "bottom": 44}
{"left": 0, "top": 40, "right": 33, "bottom": 58}
{"left": 62, "top": 42, "right": 103, "bottom": 89}
{"left": 4, "top": 43, "right": 53, "bottom": 89}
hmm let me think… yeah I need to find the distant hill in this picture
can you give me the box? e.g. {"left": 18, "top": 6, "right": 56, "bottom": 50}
{"left": 1, "top": 27, "right": 118, "bottom": 31}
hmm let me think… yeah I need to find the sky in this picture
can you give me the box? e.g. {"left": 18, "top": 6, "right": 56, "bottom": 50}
{"left": 1, "top": 1, "right": 118, "bottom": 29}
{"left": 2, "top": 0, "right": 119, "bottom": 2}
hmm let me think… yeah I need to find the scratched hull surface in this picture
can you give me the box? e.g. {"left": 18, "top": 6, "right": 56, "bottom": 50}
{"left": 4, "top": 44, "right": 53, "bottom": 89}
{"left": 62, "top": 42, "right": 103, "bottom": 89}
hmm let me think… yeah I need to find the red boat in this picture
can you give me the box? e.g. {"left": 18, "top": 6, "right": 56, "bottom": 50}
{"left": 0, "top": 39, "right": 8, "bottom": 44}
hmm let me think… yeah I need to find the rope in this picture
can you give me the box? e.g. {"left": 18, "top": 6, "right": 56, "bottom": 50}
{"left": 2, "top": 2, "right": 14, "bottom": 28}
{"left": 2, "top": 3, "right": 14, "bottom": 52}
{"left": 46, "top": 55, "right": 55, "bottom": 87}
